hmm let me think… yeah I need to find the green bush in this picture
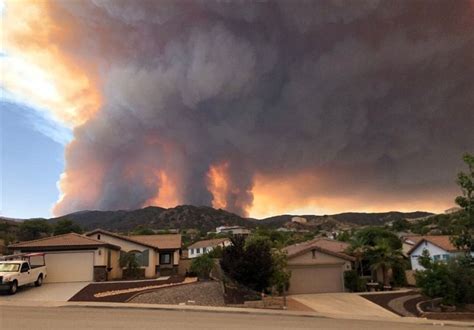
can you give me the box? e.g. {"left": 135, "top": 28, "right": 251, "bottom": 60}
{"left": 415, "top": 250, "right": 474, "bottom": 306}
{"left": 344, "top": 270, "right": 367, "bottom": 292}
{"left": 190, "top": 254, "right": 215, "bottom": 279}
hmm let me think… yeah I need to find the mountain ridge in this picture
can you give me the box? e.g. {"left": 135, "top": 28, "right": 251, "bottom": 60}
{"left": 1, "top": 206, "right": 434, "bottom": 233}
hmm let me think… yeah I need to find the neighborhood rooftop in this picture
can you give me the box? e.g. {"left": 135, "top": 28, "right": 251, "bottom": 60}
{"left": 407, "top": 235, "right": 459, "bottom": 255}
{"left": 85, "top": 228, "right": 181, "bottom": 250}
{"left": 8, "top": 232, "right": 121, "bottom": 250}
{"left": 132, "top": 234, "right": 182, "bottom": 250}
{"left": 188, "top": 238, "right": 230, "bottom": 249}
{"left": 284, "top": 238, "right": 354, "bottom": 261}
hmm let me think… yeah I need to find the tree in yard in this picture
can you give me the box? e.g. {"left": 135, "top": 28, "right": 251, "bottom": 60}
{"left": 119, "top": 251, "right": 140, "bottom": 278}
{"left": 346, "top": 236, "right": 368, "bottom": 276}
{"left": 354, "top": 227, "right": 402, "bottom": 250}
{"left": 451, "top": 153, "right": 474, "bottom": 257}
{"left": 220, "top": 235, "right": 275, "bottom": 292}
{"left": 190, "top": 254, "right": 215, "bottom": 279}
{"left": 415, "top": 249, "right": 455, "bottom": 306}
{"left": 269, "top": 249, "right": 291, "bottom": 295}
{"left": 206, "top": 245, "right": 223, "bottom": 259}
{"left": 415, "top": 249, "right": 474, "bottom": 306}
{"left": 18, "top": 219, "right": 52, "bottom": 241}
{"left": 53, "top": 218, "right": 83, "bottom": 235}
{"left": 368, "top": 238, "right": 405, "bottom": 286}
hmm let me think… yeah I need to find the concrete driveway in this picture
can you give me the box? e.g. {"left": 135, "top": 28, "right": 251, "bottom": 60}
{"left": 0, "top": 282, "right": 90, "bottom": 302}
{"left": 290, "top": 292, "right": 400, "bottom": 320}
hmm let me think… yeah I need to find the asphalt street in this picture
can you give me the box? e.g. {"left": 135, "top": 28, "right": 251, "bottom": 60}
{"left": 0, "top": 305, "right": 465, "bottom": 330}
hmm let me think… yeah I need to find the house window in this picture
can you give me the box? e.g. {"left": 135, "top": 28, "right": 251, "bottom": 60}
{"left": 203, "top": 247, "right": 207, "bottom": 253}
{"left": 160, "top": 253, "right": 171, "bottom": 265}
{"left": 311, "top": 249, "right": 316, "bottom": 259}
{"left": 197, "top": 248, "right": 201, "bottom": 254}
{"left": 433, "top": 255, "right": 441, "bottom": 261}
{"left": 97, "top": 234, "right": 101, "bottom": 240}
{"left": 442, "top": 254, "right": 450, "bottom": 260}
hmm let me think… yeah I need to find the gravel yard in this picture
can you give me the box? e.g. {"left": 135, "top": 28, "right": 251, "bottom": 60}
{"left": 69, "top": 275, "right": 186, "bottom": 302}
{"left": 129, "top": 281, "right": 225, "bottom": 306}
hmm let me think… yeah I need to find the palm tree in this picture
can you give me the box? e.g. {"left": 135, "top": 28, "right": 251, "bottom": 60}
{"left": 347, "top": 236, "right": 368, "bottom": 276}
{"left": 369, "top": 238, "right": 405, "bottom": 287}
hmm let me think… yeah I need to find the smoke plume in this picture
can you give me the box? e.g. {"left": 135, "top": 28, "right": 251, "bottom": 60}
{"left": 5, "top": 0, "right": 473, "bottom": 217}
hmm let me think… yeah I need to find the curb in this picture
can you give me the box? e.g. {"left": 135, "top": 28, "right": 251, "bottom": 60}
{"left": 63, "top": 302, "right": 474, "bottom": 327}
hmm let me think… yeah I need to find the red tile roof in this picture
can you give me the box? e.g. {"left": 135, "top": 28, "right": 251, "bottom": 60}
{"left": 407, "top": 235, "right": 459, "bottom": 255}
{"left": 284, "top": 238, "right": 354, "bottom": 261}
{"left": 8, "top": 233, "right": 120, "bottom": 250}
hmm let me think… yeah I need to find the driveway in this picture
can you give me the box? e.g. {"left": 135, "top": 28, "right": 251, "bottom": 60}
{"left": 290, "top": 292, "right": 400, "bottom": 320}
{"left": 0, "top": 282, "right": 90, "bottom": 302}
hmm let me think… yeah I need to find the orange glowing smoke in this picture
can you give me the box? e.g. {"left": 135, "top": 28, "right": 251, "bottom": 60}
{"left": 207, "top": 161, "right": 231, "bottom": 209}
{"left": 249, "top": 172, "right": 452, "bottom": 219}
{"left": 144, "top": 171, "right": 180, "bottom": 209}
{"left": 2, "top": 0, "right": 101, "bottom": 126}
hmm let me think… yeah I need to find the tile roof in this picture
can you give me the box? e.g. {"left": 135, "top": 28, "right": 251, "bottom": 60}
{"left": 188, "top": 238, "right": 231, "bottom": 249}
{"left": 8, "top": 233, "right": 120, "bottom": 250}
{"left": 131, "top": 234, "right": 182, "bottom": 250}
{"left": 283, "top": 238, "right": 354, "bottom": 261}
{"left": 86, "top": 229, "right": 181, "bottom": 250}
{"left": 407, "top": 235, "right": 459, "bottom": 255}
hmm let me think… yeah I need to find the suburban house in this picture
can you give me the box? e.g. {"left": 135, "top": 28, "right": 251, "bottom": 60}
{"left": 215, "top": 226, "right": 250, "bottom": 236}
{"left": 9, "top": 233, "right": 122, "bottom": 282}
{"left": 407, "top": 235, "right": 474, "bottom": 271}
{"left": 187, "top": 238, "right": 232, "bottom": 258}
{"left": 85, "top": 229, "right": 182, "bottom": 277}
{"left": 284, "top": 238, "right": 354, "bottom": 294}
{"left": 401, "top": 235, "right": 424, "bottom": 256}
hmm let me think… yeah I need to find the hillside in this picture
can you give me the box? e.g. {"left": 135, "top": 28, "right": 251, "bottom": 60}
{"left": 44, "top": 206, "right": 434, "bottom": 232}
{"left": 50, "top": 205, "right": 253, "bottom": 232}
{"left": 260, "top": 211, "right": 433, "bottom": 229}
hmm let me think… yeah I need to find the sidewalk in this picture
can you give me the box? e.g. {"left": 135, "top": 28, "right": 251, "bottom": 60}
{"left": 1, "top": 299, "right": 473, "bottom": 328}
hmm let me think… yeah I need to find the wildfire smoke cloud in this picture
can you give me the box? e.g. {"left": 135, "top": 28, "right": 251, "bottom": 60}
{"left": 4, "top": 0, "right": 473, "bottom": 217}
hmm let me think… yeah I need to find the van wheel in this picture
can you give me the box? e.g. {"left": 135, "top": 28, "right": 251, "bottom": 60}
{"left": 9, "top": 281, "right": 18, "bottom": 295}
{"left": 35, "top": 275, "right": 43, "bottom": 287}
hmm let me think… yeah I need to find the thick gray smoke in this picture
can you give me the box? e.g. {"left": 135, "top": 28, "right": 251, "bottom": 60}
{"left": 53, "top": 0, "right": 474, "bottom": 216}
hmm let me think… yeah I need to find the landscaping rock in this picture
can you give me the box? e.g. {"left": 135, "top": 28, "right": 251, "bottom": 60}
{"left": 129, "top": 281, "right": 225, "bottom": 306}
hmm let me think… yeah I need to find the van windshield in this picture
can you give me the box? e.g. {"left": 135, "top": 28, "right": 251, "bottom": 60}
{"left": 0, "top": 263, "right": 20, "bottom": 272}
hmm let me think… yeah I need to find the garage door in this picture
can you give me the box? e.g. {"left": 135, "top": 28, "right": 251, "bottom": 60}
{"left": 288, "top": 264, "right": 343, "bottom": 294}
{"left": 45, "top": 252, "right": 94, "bottom": 283}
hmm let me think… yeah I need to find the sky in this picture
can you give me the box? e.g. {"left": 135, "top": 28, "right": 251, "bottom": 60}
{"left": 1, "top": 0, "right": 473, "bottom": 219}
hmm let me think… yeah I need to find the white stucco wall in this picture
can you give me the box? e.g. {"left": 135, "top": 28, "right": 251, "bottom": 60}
{"left": 188, "top": 240, "right": 231, "bottom": 259}
{"left": 410, "top": 241, "right": 452, "bottom": 270}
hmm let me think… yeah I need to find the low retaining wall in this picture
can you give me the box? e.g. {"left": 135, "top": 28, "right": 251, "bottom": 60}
{"left": 417, "top": 299, "right": 474, "bottom": 321}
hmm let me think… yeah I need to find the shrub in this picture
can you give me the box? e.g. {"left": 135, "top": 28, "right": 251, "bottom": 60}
{"left": 190, "top": 254, "right": 215, "bottom": 279}
{"left": 415, "top": 250, "right": 474, "bottom": 306}
{"left": 344, "top": 270, "right": 367, "bottom": 292}
{"left": 221, "top": 235, "right": 277, "bottom": 292}
{"left": 119, "top": 251, "right": 141, "bottom": 279}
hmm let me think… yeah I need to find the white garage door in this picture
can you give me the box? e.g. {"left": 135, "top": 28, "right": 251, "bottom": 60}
{"left": 45, "top": 252, "right": 94, "bottom": 283}
{"left": 288, "top": 264, "right": 343, "bottom": 294}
